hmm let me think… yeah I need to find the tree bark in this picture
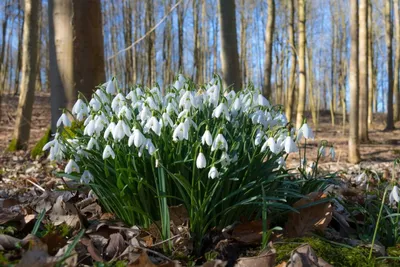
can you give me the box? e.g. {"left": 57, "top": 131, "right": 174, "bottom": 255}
{"left": 368, "top": 0, "right": 374, "bottom": 125}
{"left": 358, "top": 0, "right": 369, "bottom": 141}
{"left": 295, "top": 0, "right": 306, "bottom": 129}
{"left": 285, "top": 0, "right": 296, "bottom": 122}
{"left": 394, "top": 0, "right": 400, "bottom": 121}
{"left": 12, "top": 0, "right": 40, "bottom": 150}
{"left": 218, "top": 0, "right": 242, "bottom": 91}
{"left": 349, "top": 0, "right": 361, "bottom": 163}
{"left": 263, "top": 0, "right": 275, "bottom": 99}
{"left": 385, "top": 0, "right": 395, "bottom": 130}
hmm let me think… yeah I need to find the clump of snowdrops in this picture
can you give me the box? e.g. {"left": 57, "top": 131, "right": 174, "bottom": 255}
{"left": 44, "top": 75, "right": 310, "bottom": 250}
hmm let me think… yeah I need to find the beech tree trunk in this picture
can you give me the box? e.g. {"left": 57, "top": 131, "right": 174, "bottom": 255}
{"left": 285, "top": 0, "right": 296, "bottom": 122}
{"left": 12, "top": 0, "right": 40, "bottom": 150}
{"left": 394, "top": 0, "right": 400, "bottom": 121}
{"left": 295, "top": 0, "right": 306, "bottom": 129}
{"left": 349, "top": 0, "right": 361, "bottom": 163}
{"left": 385, "top": 0, "right": 395, "bottom": 130}
{"left": 218, "top": 0, "right": 242, "bottom": 91}
{"left": 263, "top": 0, "right": 275, "bottom": 99}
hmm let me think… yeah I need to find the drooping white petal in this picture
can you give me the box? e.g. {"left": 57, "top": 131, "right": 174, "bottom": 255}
{"left": 390, "top": 185, "right": 400, "bottom": 205}
{"left": 56, "top": 113, "right": 71, "bottom": 127}
{"left": 106, "top": 80, "right": 116, "bottom": 94}
{"left": 284, "top": 136, "right": 298, "bottom": 153}
{"left": 201, "top": 130, "right": 213, "bottom": 146}
{"left": 103, "top": 145, "right": 115, "bottom": 159}
{"left": 104, "top": 122, "right": 116, "bottom": 139}
{"left": 65, "top": 159, "right": 80, "bottom": 174}
{"left": 81, "top": 170, "right": 94, "bottom": 184}
{"left": 196, "top": 152, "right": 207, "bottom": 169}
{"left": 212, "top": 134, "right": 228, "bottom": 151}
{"left": 208, "top": 166, "right": 219, "bottom": 179}
{"left": 87, "top": 137, "right": 99, "bottom": 150}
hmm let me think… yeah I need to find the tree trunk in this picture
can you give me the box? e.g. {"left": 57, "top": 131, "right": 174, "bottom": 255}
{"left": 385, "top": 0, "right": 395, "bottom": 130}
{"left": 295, "top": 0, "right": 306, "bottom": 129}
{"left": 368, "top": 0, "right": 374, "bottom": 125}
{"left": 49, "top": 0, "right": 105, "bottom": 133}
{"left": 358, "top": 0, "right": 369, "bottom": 141}
{"left": 263, "top": 0, "right": 275, "bottom": 99}
{"left": 11, "top": 0, "right": 40, "bottom": 150}
{"left": 285, "top": 0, "right": 296, "bottom": 122}
{"left": 349, "top": 0, "right": 361, "bottom": 163}
{"left": 394, "top": 0, "right": 400, "bottom": 121}
{"left": 239, "top": 0, "right": 247, "bottom": 84}
{"left": 123, "top": 0, "right": 133, "bottom": 87}
{"left": 178, "top": 1, "right": 184, "bottom": 73}
{"left": 218, "top": 0, "right": 242, "bottom": 91}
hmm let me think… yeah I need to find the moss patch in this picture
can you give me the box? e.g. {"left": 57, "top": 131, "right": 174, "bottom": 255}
{"left": 30, "top": 128, "right": 52, "bottom": 158}
{"left": 61, "top": 120, "right": 83, "bottom": 139}
{"left": 275, "top": 237, "right": 373, "bottom": 267}
{"left": 6, "top": 138, "right": 18, "bottom": 152}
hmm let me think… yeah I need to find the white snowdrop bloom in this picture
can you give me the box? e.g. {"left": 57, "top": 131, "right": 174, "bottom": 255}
{"left": 173, "top": 120, "right": 189, "bottom": 141}
{"left": 329, "top": 147, "right": 335, "bottom": 159}
{"left": 81, "top": 170, "right": 94, "bottom": 184}
{"left": 84, "top": 119, "right": 96, "bottom": 136}
{"left": 166, "top": 102, "right": 179, "bottom": 115}
{"left": 113, "top": 120, "right": 131, "bottom": 141}
{"left": 94, "top": 114, "right": 109, "bottom": 134}
{"left": 284, "top": 136, "right": 298, "bottom": 153}
{"left": 224, "top": 91, "right": 236, "bottom": 106}
{"left": 150, "top": 86, "right": 162, "bottom": 100}
{"left": 206, "top": 85, "right": 220, "bottom": 107}
{"left": 257, "top": 94, "right": 270, "bottom": 107}
{"left": 255, "top": 131, "right": 264, "bottom": 146}
{"left": 126, "top": 91, "right": 137, "bottom": 102}
{"left": 231, "top": 97, "right": 242, "bottom": 116}
{"left": 56, "top": 113, "right": 71, "bottom": 127}
{"left": 201, "top": 130, "right": 213, "bottom": 146}
{"left": 178, "top": 74, "right": 185, "bottom": 84}
{"left": 135, "top": 87, "right": 144, "bottom": 97}
{"left": 103, "top": 145, "right": 115, "bottom": 159}
{"left": 128, "top": 129, "right": 146, "bottom": 148}
{"left": 131, "top": 100, "right": 143, "bottom": 110}
{"left": 220, "top": 152, "right": 231, "bottom": 167}
{"left": 145, "top": 139, "right": 156, "bottom": 155}
{"left": 94, "top": 89, "right": 109, "bottom": 103}
{"left": 118, "top": 105, "right": 132, "bottom": 120}
{"left": 106, "top": 79, "right": 116, "bottom": 94}
{"left": 275, "top": 113, "right": 288, "bottom": 125}
{"left": 196, "top": 152, "right": 207, "bottom": 169}
{"left": 72, "top": 99, "right": 88, "bottom": 121}
{"left": 146, "top": 96, "right": 159, "bottom": 111}
{"left": 355, "top": 172, "right": 368, "bottom": 186}
{"left": 104, "top": 122, "right": 116, "bottom": 139}
{"left": 212, "top": 133, "right": 228, "bottom": 151}
{"left": 65, "top": 159, "right": 80, "bottom": 174}
{"left": 276, "top": 157, "right": 286, "bottom": 169}
{"left": 161, "top": 113, "right": 174, "bottom": 128}
{"left": 185, "top": 117, "right": 198, "bottom": 131}
{"left": 89, "top": 98, "right": 101, "bottom": 112}
{"left": 111, "top": 93, "right": 125, "bottom": 113}
{"left": 390, "top": 185, "right": 400, "bottom": 205}
{"left": 262, "top": 137, "right": 279, "bottom": 154}
{"left": 297, "top": 123, "right": 314, "bottom": 141}
{"left": 138, "top": 106, "right": 152, "bottom": 122}
{"left": 208, "top": 166, "right": 219, "bottom": 179}
{"left": 43, "top": 139, "right": 56, "bottom": 152}
{"left": 144, "top": 116, "right": 161, "bottom": 136}
{"left": 179, "top": 91, "right": 194, "bottom": 110}
{"left": 178, "top": 109, "right": 189, "bottom": 119}
{"left": 212, "top": 103, "right": 230, "bottom": 121}
{"left": 174, "top": 80, "right": 183, "bottom": 90}
{"left": 250, "top": 110, "right": 268, "bottom": 129}
{"left": 84, "top": 115, "right": 93, "bottom": 127}
{"left": 87, "top": 137, "right": 99, "bottom": 150}
{"left": 319, "top": 146, "right": 326, "bottom": 157}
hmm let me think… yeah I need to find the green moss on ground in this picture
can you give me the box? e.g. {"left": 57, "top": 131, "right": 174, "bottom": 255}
{"left": 6, "top": 138, "right": 18, "bottom": 152}
{"left": 275, "top": 237, "right": 373, "bottom": 267}
{"left": 30, "top": 128, "right": 52, "bottom": 158}
{"left": 61, "top": 120, "right": 83, "bottom": 139}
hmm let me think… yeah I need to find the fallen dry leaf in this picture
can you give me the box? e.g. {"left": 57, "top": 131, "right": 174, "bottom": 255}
{"left": 281, "top": 244, "right": 333, "bottom": 267}
{"left": 16, "top": 249, "right": 55, "bottom": 267}
{"left": 49, "top": 195, "right": 80, "bottom": 229}
{"left": 285, "top": 192, "right": 333, "bottom": 237}
{"left": 235, "top": 248, "right": 276, "bottom": 267}
{"left": 0, "top": 234, "right": 21, "bottom": 250}
{"left": 81, "top": 236, "right": 104, "bottom": 262}
{"left": 231, "top": 220, "right": 264, "bottom": 244}
{"left": 104, "top": 232, "right": 127, "bottom": 260}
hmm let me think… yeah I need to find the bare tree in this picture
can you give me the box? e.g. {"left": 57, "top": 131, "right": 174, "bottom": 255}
{"left": 295, "top": 0, "right": 306, "bottom": 129}
{"left": 349, "top": 0, "right": 361, "bottom": 163}
{"left": 385, "top": 0, "right": 395, "bottom": 130}
{"left": 394, "top": 0, "right": 400, "bottom": 121}
{"left": 218, "top": 0, "right": 242, "bottom": 91}
{"left": 263, "top": 0, "right": 275, "bottom": 99}
{"left": 285, "top": 0, "right": 296, "bottom": 122}
{"left": 359, "top": 0, "right": 369, "bottom": 141}
{"left": 11, "top": 0, "right": 40, "bottom": 150}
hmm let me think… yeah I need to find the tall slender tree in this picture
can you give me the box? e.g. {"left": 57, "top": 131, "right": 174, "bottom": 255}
{"left": 285, "top": 0, "right": 296, "bottom": 122}
{"left": 11, "top": 0, "right": 40, "bottom": 150}
{"left": 263, "top": 0, "right": 275, "bottom": 99}
{"left": 296, "top": 0, "right": 307, "bottom": 129}
{"left": 394, "top": 0, "right": 400, "bottom": 121}
{"left": 385, "top": 0, "right": 395, "bottom": 130}
{"left": 359, "top": 0, "right": 369, "bottom": 141}
{"left": 218, "top": 0, "right": 242, "bottom": 91}
{"left": 349, "top": 0, "right": 361, "bottom": 163}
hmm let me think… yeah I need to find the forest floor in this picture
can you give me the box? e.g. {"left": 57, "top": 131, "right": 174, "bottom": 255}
{"left": 1, "top": 94, "right": 400, "bottom": 266}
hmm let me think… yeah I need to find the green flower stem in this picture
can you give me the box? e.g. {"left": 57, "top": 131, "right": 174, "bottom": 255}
{"left": 369, "top": 187, "right": 388, "bottom": 260}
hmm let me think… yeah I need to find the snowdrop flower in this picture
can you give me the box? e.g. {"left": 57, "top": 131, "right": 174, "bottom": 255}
{"left": 94, "top": 89, "right": 109, "bottom": 103}
{"left": 146, "top": 96, "right": 159, "bottom": 111}
{"left": 206, "top": 85, "right": 220, "bottom": 107}
{"left": 257, "top": 94, "right": 270, "bottom": 107}
{"left": 144, "top": 139, "right": 156, "bottom": 155}
{"left": 138, "top": 106, "right": 152, "bottom": 122}
{"left": 89, "top": 98, "right": 101, "bottom": 112}
{"left": 262, "top": 137, "right": 279, "bottom": 154}
{"left": 144, "top": 116, "right": 162, "bottom": 136}
{"left": 196, "top": 152, "right": 207, "bottom": 169}
{"left": 389, "top": 185, "right": 400, "bottom": 205}
{"left": 284, "top": 136, "right": 298, "bottom": 153}
{"left": 112, "top": 120, "right": 131, "bottom": 141}
{"left": 329, "top": 146, "right": 335, "bottom": 159}
{"left": 94, "top": 114, "right": 109, "bottom": 134}
{"left": 118, "top": 106, "right": 132, "bottom": 120}
{"left": 65, "top": 159, "right": 80, "bottom": 174}
{"left": 276, "top": 157, "right": 286, "bottom": 169}
{"left": 297, "top": 123, "right": 314, "bottom": 141}
{"left": 84, "top": 119, "right": 96, "bottom": 136}
{"left": 103, "top": 145, "right": 115, "bottom": 159}
{"left": 318, "top": 146, "right": 326, "bottom": 157}
{"left": 208, "top": 166, "right": 219, "bottom": 179}
{"left": 173, "top": 120, "right": 190, "bottom": 141}
{"left": 128, "top": 129, "right": 146, "bottom": 148}
{"left": 166, "top": 102, "right": 178, "bottom": 115}
{"left": 201, "top": 130, "right": 213, "bottom": 146}
{"left": 255, "top": 131, "right": 264, "bottom": 146}
{"left": 106, "top": 79, "right": 116, "bottom": 94}
{"left": 224, "top": 91, "right": 236, "bottom": 106}
{"left": 126, "top": 90, "right": 137, "bottom": 102}
{"left": 174, "top": 80, "right": 183, "bottom": 90}
{"left": 179, "top": 91, "right": 194, "bottom": 110}
{"left": 355, "top": 172, "right": 368, "bottom": 185}
{"left": 111, "top": 93, "right": 125, "bottom": 113}
{"left": 72, "top": 99, "right": 88, "bottom": 121}
{"left": 212, "top": 103, "right": 230, "bottom": 121}
{"left": 220, "top": 152, "right": 231, "bottom": 167}
{"left": 212, "top": 133, "right": 228, "bottom": 151}
{"left": 161, "top": 113, "right": 174, "bottom": 128}
{"left": 56, "top": 113, "right": 71, "bottom": 127}
{"left": 87, "top": 137, "right": 99, "bottom": 150}
{"left": 81, "top": 170, "right": 94, "bottom": 184}
{"left": 104, "top": 122, "right": 116, "bottom": 139}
